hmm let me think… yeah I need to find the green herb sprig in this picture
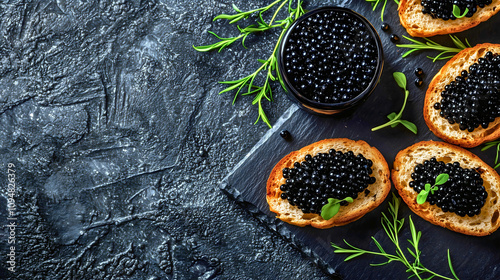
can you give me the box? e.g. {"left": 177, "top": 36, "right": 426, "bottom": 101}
{"left": 452, "top": 5, "right": 469, "bottom": 19}
{"left": 332, "top": 194, "right": 460, "bottom": 280}
{"left": 321, "top": 197, "right": 354, "bottom": 220}
{"left": 396, "top": 35, "right": 472, "bottom": 62}
{"left": 372, "top": 72, "right": 417, "bottom": 134}
{"left": 481, "top": 140, "right": 500, "bottom": 169}
{"left": 365, "top": 0, "right": 400, "bottom": 21}
{"left": 416, "top": 173, "right": 449, "bottom": 204}
{"left": 193, "top": 1, "right": 306, "bottom": 128}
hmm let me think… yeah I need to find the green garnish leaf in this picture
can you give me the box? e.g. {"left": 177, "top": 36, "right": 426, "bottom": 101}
{"left": 399, "top": 120, "right": 418, "bottom": 134}
{"left": 417, "top": 173, "right": 448, "bottom": 204}
{"left": 387, "top": 112, "right": 397, "bottom": 121}
{"left": 372, "top": 72, "right": 417, "bottom": 134}
{"left": 452, "top": 5, "right": 469, "bottom": 19}
{"left": 393, "top": 72, "right": 407, "bottom": 89}
{"left": 321, "top": 197, "right": 353, "bottom": 220}
{"left": 416, "top": 190, "right": 429, "bottom": 205}
{"left": 332, "top": 194, "right": 461, "bottom": 279}
{"left": 435, "top": 173, "right": 450, "bottom": 185}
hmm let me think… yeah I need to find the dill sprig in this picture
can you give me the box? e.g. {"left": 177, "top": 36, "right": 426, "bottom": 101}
{"left": 365, "top": 0, "right": 400, "bottom": 21}
{"left": 481, "top": 140, "right": 500, "bottom": 169}
{"left": 332, "top": 194, "right": 460, "bottom": 280}
{"left": 193, "top": 1, "right": 306, "bottom": 128}
{"left": 396, "top": 35, "right": 472, "bottom": 62}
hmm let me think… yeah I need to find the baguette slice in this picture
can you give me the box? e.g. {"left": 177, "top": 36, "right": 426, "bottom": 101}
{"left": 424, "top": 43, "right": 500, "bottom": 148}
{"left": 266, "top": 138, "right": 391, "bottom": 229}
{"left": 399, "top": 0, "right": 500, "bottom": 37}
{"left": 392, "top": 141, "right": 500, "bottom": 236}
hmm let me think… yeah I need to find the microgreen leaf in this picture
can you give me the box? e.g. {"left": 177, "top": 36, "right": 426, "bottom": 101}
{"left": 372, "top": 72, "right": 416, "bottom": 134}
{"left": 393, "top": 72, "right": 407, "bottom": 89}
{"left": 435, "top": 174, "right": 450, "bottom": 185}
{"left": 417, "top": 173, "right": 448, "bottom": 204}
{"left": 321, "top": 197, "right": 354, "bottom": 220}
{"left": 416, "top": 190, "right": 429, "bottom": 205}
{"left": 387, "top": 112, "right": 397, "bottom": 121}
{"left": 452, "top": 5, "right": 469, "bottom": 19}
{"left": 321, "top": 200, "right": 341, "bottom": 220}
{"left": 399, "top": 120, "right": 418, "bottom": 134}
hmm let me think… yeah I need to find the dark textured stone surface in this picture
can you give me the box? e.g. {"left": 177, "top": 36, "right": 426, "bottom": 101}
{"left": 1, "top": 0, "right": 500, "bottom": 279}
{"left": 0, "top": 0, "right": 332, "bottom": 279}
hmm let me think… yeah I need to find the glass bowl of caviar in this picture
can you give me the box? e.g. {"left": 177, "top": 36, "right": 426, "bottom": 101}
{"left": 278, "top": 7, "right": 384, "bottom": 115}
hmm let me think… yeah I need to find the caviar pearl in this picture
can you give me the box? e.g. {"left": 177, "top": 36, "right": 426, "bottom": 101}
{"left": 421, "top": 0, "right": 492, "bottom": 20}
{"left": 409, "top": 157, "right": 487, "bottom": 217}
{"left": 281, "top": 150, "right": 376, "bottom": 214}
{"left": 282, "top": 9, "right": 379, "bottom": 104}
{"left": 434, "top": 52, "right": 500, "bottom": 131}
{"left": 415, "top": 68, "right": 424, "bottom": 77}
{"left": 280, "top": 130, "right": 291, "bottom": 140}
{"left": 381, "top": 22, "right": 390, "bottom": 31}
{"left": 415, "top": 77, "right": 424, "bottom": 87}
{"left": 390, "top": 34, "right": 400, "bottom": 43}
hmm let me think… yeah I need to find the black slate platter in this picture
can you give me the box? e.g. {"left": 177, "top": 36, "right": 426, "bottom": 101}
{"left": 222, "top": 2, "right": 500, "bottom": 279}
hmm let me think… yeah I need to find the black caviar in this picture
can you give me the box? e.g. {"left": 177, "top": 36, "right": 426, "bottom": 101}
{"left": 409, "top": 157, "right": 487, "bottom": 217}
{"left": 421, "top": 0, "right": 492, "bottom": 20}
{"left": 433, "top": 51, "right": 500, "bottom": 131}
{"left": 280, "top": 149, "right": 375, "bottom": 214}
{"left": 282, "top": 10, "right": 379, "bottom": 103}
{"left": 390, "top": 34, "right": 400, "bottom": 43}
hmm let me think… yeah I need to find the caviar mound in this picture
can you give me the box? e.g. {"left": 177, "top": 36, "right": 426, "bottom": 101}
{"left": 424, "top": 44, "right": 500, "bottom": 148}
{"left": 409, "top": 157, "right": 487, "bottom": 217}
{"left": 433, "top": 51, "right": 500, "bottom": 133}
{"left": 278, "top": 7, "right": 383, "bottom": 115}
{"left": 280, "top": 150, "right": 376, "bottom": 214}
{"left": 392, "top": 141, "right": 500, "bottom": 236}
{"left": 266, "top": 138, "right": 391, "bottom": 229}
{"left": 399, "top": 0, "right": 500, "bottom": 37}
{"left": 421, "top": 0, "right": 492, "bottom": 20}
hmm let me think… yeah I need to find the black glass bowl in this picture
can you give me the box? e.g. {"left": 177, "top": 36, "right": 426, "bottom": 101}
{"left": 278, "top": 6, "right": 384, "bottom": 115}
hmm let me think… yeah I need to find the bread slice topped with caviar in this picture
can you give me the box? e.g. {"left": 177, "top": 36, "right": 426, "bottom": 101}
{"left": 266, "top": 138, "right": 391, "bottom": 229}
{"left": 424, "top": 43, "right": 500, "bottom": 148}
{"left": 399, "top": 0, "right": 500, "bottom": 37}
{"left": 392, "top": 141, "right": 500, "bottom": 236}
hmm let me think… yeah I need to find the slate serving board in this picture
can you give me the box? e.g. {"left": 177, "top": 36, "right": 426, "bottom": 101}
{"left": 222, "top": 1, "right": 500, "bottom": 279}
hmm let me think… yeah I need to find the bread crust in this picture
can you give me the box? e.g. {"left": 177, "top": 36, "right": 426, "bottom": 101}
{"left": 392, "top": 141, "right": 500, "bottom": 236}
{"left": 423, "top": 43, "right": 500, "bottom": 148}
{"left": 266, "top": 138, "right": 391, "bottom": 229}
{"left": 399, "top": 0, "right": 500, "bottom": 37}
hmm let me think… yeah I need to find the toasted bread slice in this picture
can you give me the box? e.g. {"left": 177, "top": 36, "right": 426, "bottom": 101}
{"left": 266, "top": 138, "right": 391, "bottom": 229}
{"left": 392, "top": 141, "right": 500, "bottom": 236}
{"left": 424, "top": 43, "right": 500, "bottom": 148}
{"left": 399, "top": 0, "right": 500, "bottom": 37}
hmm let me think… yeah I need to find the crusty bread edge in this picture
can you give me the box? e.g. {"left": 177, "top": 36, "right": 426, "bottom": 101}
{"left": 392, "top": 140, "right": 500, "bottom": 236}
{"left": 399, "top": 0, "right": 500, "bottom": 37}
{"left": 266, "top": 138, "right": 391, "bottom": 229}
{"left": 423, "top": 43, "right": 500, "bottom": 148}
